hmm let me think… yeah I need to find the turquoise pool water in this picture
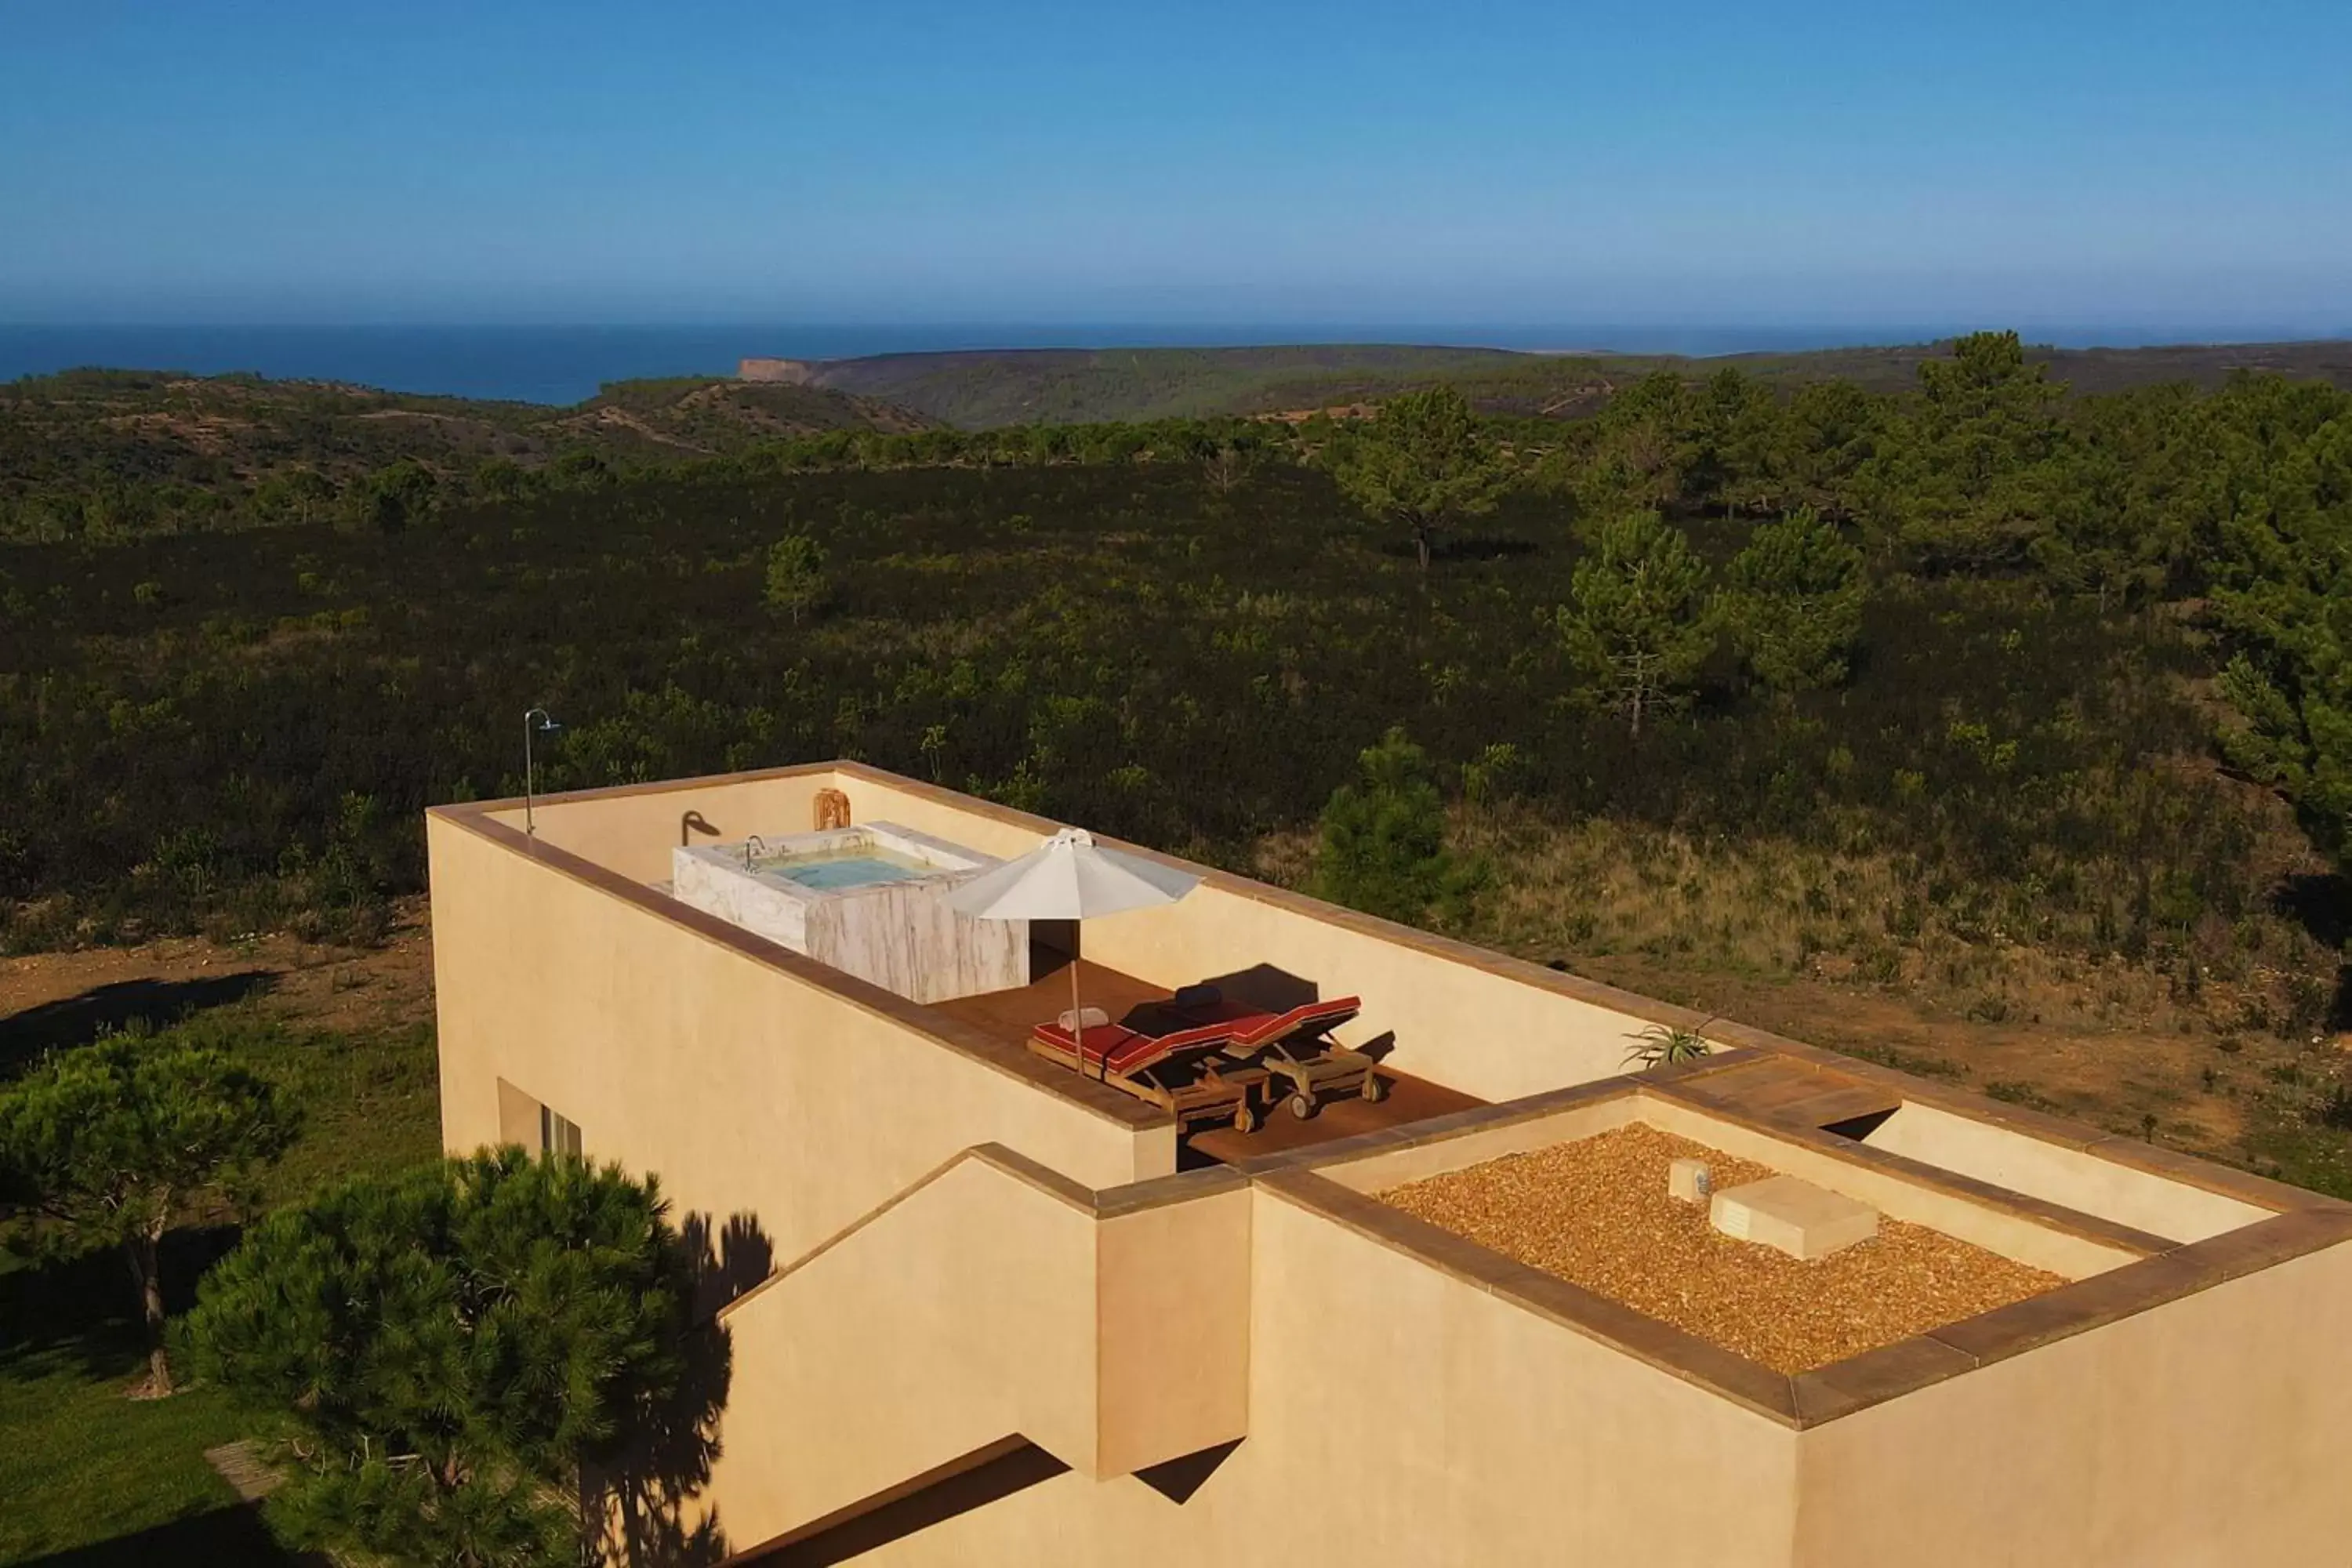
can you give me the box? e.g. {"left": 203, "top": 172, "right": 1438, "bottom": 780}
{"left": 763, "top": 850, "right": 928, "bottom": 891}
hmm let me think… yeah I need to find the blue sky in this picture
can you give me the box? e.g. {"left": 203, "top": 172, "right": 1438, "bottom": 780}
{"left": 4, "top": 0, "right": 2348, "bottom": 328}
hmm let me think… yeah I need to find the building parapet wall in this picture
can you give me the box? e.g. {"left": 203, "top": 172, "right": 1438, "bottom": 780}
{"left": 1790, "top": 1232, "right": 2352, "bottom": 1565}
{"left": 426, "top": 807, "right": 1172, "bottom": 1273}
{"left": 706, "top": 1147, "right": 1251, "bottom": 1548}
{"left": 1854, "top": 1099, "right": 2273, "bottom": 1244}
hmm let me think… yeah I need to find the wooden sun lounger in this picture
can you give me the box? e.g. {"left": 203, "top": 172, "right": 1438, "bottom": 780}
{"left": 1028, "top": 992, "right": 1385, "bottom": 1134}
{"left": 1171, "top": 995, "right": 1385, "bottom": 1120}
{"left": 1027, "top": 1016, "right": 1277, "bottom": 1133}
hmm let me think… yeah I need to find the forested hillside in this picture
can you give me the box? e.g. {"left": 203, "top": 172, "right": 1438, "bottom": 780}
{"left": 0, "top": 369, "right": 934, "bottom": 540}
{"left": 798, "top": 337, "right": 2352, "bottom": 427}
{"left": 793, "top": 343, "right": 1529, "bottom": 426}
{"left": 15, "top": 336, "right": 2352, "bottom": 544}
{"left": 5, "top": 332, "right": 2352, "bottom": 1189}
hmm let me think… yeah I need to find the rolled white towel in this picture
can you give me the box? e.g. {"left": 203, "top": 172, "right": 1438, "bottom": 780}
{"left": 1057, "top": 1006, "right": 1111, "bottom": 1032}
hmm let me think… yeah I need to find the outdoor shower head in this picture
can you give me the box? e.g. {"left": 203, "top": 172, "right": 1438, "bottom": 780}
{"left": 522, "top": 706, "right": 564, "bottom": 837}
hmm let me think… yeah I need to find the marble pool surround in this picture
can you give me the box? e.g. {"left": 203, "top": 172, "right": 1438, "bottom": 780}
{"left": 671, "top": 821, "right": 1030, "bottom": 1004}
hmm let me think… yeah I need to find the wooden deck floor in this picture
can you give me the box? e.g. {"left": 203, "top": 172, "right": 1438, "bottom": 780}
{"left": 1665, "top": 1054, "right": 1903, "bottom": 1134}
{"left": 926, "top": 956, "right": 1486, "bottom": 1165}
{"left": 927, "top": 958, "right": 1170, "bottom": 1047}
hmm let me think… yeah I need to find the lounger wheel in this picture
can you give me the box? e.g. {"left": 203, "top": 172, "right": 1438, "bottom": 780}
{"left": 1362, "top": 1072, "right": 1388, "bottom": 1103}
{"left": 1287, "top": 1090, "right": 1316, "bottom": 1120}
{"left": 1232, "top": 1101, "right": 1259, "bottom": 1134}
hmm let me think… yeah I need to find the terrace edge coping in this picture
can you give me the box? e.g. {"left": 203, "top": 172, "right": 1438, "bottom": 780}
{"left": 1638, "top": 1080, "right": 2181, "bottom": 1258}
{"left": 716, "top": 1142, "right": 1243, "bottom": 1326}
{"left": 434, "top": 804, "right": 1171, "bottom": 1133}
{"left": 445, "top": 762, "right": 2349, "bottom": 1216}
{"left": 1241, "top": 1069, "right": 2176, "bottom": 1262}
{"left": 1252, "top": 1163, "right": 1804, "bottom": 1426}
{"left": 1695, "top": 1017, "right": 2347, "bottom": 1216}
{"left": 1226, "top": 1070, "right": 1662, "bottom": 1177}
{"left": 440, "top": 757, "right": 1719, "bottom": 1034}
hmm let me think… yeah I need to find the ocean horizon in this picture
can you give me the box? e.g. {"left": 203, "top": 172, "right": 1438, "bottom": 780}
{"left": 2, "top": 321, "right": 2345, "bottom": 407}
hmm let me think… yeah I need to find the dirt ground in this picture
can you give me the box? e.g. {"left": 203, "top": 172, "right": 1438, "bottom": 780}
{"left": 0, "top": 897, "right": 437, "bottom": 1052}
{"left": 1559, "top": 950, "right": 2318, "bottom": 1163}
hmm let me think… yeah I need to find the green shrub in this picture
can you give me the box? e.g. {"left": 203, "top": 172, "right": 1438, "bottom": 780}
{"left": 1310, "top": 728, "right": 1482, "bottom": 926}
{"left": 764, "top": 532, "right": 829, "bottom": 623}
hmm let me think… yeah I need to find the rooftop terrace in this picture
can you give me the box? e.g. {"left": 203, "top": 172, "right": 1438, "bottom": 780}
{"left": 429, "top": 760, "right": 2352, "bottom": 1424}
{"left": 427, "top": 761, "right": 2352, "bottom": 1563}
{"left": 927, "top": 956, "right": 1485, "bottom": 1165}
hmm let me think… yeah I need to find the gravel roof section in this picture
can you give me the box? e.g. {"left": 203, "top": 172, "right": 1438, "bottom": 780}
{"left": 1377, "top": 1122, "right": 2066, "bottom": 1374}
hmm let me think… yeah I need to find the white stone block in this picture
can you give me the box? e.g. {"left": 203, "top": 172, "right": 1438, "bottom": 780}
{"left": 1709, "top": 1175, "right": 1878, "bottom": 1260}
{"left": 1668, "top": 1158, "right": 1712, "bottom": 1205}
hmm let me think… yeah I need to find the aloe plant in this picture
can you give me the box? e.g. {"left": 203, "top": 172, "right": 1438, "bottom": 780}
{"left": 1624, "top": 1023, "right": 1711, "bottom": 1070}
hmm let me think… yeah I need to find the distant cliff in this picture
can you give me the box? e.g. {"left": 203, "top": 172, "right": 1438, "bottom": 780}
{"left": 738, "top": 357, "right": 822, "bottom": 385}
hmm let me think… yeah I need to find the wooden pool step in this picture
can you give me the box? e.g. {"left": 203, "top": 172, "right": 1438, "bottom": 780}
{"left": 1668, "top": 1056, "right": 1904, "bottom": 1136}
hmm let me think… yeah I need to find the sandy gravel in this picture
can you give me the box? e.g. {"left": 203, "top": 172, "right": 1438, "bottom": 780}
{"left": 1377, "top": 1123, "right": 2063, "bottom": 1374}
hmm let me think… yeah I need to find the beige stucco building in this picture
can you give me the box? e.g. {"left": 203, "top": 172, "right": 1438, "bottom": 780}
{"left": 426, "top": 763, "right": 2352, "bottom": 1566}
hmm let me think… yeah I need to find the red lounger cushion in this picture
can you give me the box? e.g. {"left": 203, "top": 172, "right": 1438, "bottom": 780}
{"left": 1034, "top": 1018, "right": 1247, "bottom": 1077}
{"left": 1234, "top": 996, "right": 1363, "bottom": 1048}
{"left": 1033, "top": 1019, "right": 1146, "bottom": 1065}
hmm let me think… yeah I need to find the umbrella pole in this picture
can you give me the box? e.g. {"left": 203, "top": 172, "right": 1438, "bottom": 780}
{"left": 1069, "top": 941, "right": 1087, "bottom": 1078}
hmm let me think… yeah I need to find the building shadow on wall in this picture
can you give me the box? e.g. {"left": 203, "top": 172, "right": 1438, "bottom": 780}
{"left": 1195, "top": 964, "right": 1320, "bottom": 1014}
{"left": 593, "top": 1210, "right": 775, "bottom": 1566}
{"left": 1135, "top": 1436, "right": 1244, "bottom": 1504}
{"left": 680, "top": 1211, "right": 779, "bottom": 1322}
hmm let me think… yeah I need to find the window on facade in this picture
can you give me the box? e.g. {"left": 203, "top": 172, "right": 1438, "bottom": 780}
{"left": 539, "top": 1104, "right": 583, "bottom": 1159}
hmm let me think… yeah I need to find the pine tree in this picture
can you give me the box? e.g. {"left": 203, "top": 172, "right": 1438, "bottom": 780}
{"left": 1720, "top": 507, "right": 1867, "bottom": 692}
{"left": 1324, "top": 387, "right": 1508, "bottom": 571}
{"left": 1556, "top": 511, "right": 1715, "bottom": 735}
{"left": 0, "top": 1029, "right": 295, "bottom": 1396}
{"left": 1864, "top": 331, "right": 2067, "bottom": 570}
{"left": 1782, "top": 378, "right": 1881, "bottom": 521}
{"left": 1582, "top": 371, "right": 1706, "bottom": 512}
{"left": 184, "top": 1148, "right": 699, "bottom": 1568}
{"left": 1695, "top": 366, "right": 1791, "bottom": 516}
{"left": 2212, "top": 416, "right": 2352, "bottom": 863}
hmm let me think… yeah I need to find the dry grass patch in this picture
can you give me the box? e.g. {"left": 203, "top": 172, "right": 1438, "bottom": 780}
{"left": 1377, "top": 1123, "right": 2063, "bottom": 1375}
{"left": 1250, "top": 806, "right": 2349, "bottom": 1178}
{"left": 1456, "top": 807, "right": 2328, "bottom": 1040}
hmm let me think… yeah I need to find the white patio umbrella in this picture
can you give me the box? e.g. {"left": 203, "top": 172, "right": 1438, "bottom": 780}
{"left": 946, "top": 828, "right": 1200, "bottom": 1073}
